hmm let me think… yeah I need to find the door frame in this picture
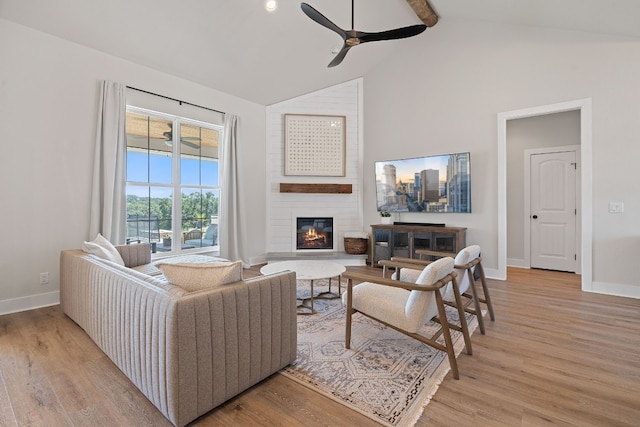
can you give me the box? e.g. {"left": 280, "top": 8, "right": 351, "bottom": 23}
{"left": 524, "top": 145, "right": 581, "bottom": 273}
{"left": 497, "top": 98, "right": 593, "bottom": 292}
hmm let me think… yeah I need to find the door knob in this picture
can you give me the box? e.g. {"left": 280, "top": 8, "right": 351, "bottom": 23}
{"left": 532, "top": 215, "right": 538, "bottom": 219}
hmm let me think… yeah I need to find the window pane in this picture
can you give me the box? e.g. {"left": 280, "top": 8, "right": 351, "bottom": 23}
{"left": 181, "top": 188, "right": 219, "bottom": 248}
{"left": 126, "top": 185, "right": 154, "bottom": 243}
{"left": 201, "top": 127, "right": 219, "bottom": 186}
{"left": 127, "top": 151, "right": 149, "bottom": 183}
{"left": 180, "top": 156, "right": 199, "bottom": 186}
{"left": 126, "top": 107, "right": 221, "bottom": 255}
{"left": 126, "top": 112, "right": 173, "bottom": 184}
{"left": 126, "top": 112, "right": 150, "bottom": 182}
{"left": 149, "top": 151, "right": 172, "bottom": 184}
{"left": 181, "top": 123, "right": 201, "bottom": 186}
{"left": 201, "top": 158, "right": 218, "bottom": 186}
{"left": 145, "top": 187, "right": 172, "bottom": 251}
{"left": 180, "top": 124, "right": 219, "bottom": 186}
{"left": 180, "top": 124, "right": 201, "bottom": 152}
{"left": 200, "top": 128, "right": 219, "bottom": 158}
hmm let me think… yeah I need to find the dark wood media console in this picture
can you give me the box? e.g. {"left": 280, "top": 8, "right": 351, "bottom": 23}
{"left": 369, "top": 224, "right": 466, "bottom": 266}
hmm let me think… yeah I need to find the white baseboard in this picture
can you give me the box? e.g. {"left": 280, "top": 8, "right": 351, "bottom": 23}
{"left": 0, "top": 291, "right": 60, "bottom": 316}
{"left": 588, "top": 281, "right": 640, "bottom": 300}
{"left": 484, "top": 267, "right": 504, "bottom": 281}
{"left": 507, "top": 258, "right": 529, "bottom": 268}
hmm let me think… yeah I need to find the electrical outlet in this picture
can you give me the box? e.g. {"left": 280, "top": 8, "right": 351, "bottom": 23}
{"left": 609, "top": 202, "right": 624, "bottom": 213}
{"left": 39, "top": 272, "right": 49, "bottom": 285}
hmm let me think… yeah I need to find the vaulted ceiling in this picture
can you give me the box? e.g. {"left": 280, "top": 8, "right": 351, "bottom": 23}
{"left": 2, "top": 0, "right": 639, "bottom": 105}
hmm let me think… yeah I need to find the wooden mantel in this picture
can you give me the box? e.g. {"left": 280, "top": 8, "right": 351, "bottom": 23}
{"left": 279, "top": 183, "right": 352, "bottom": 194}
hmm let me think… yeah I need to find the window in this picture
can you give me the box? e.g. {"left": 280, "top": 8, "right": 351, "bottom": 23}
{"left": 125, "top": 106, "right": 222, "bottom": 254}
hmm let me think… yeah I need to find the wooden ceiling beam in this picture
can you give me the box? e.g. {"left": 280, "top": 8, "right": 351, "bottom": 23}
{"left": 405, "top": 0, "right": 438, "bottom": 27}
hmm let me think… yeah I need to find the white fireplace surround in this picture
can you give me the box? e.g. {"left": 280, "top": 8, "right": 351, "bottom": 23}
{"left": 264, "top": 79, "right": 364, "bottom": 265}
{"left": 292, "top": 213, "right": 335, "bottom": 253}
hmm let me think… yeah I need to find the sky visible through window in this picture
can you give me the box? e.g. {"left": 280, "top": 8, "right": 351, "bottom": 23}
{"left": 127, "top": 152, "right": 218, "bottom": 197}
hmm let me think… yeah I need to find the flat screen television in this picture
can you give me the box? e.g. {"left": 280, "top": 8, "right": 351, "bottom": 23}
{"left": 375, "top": 152, "right": 471, "bottom": 213}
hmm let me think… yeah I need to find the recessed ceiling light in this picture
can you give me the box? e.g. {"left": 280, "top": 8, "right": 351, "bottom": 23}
{"left": 265, "top": 0, "right": 277, "bottom": 12}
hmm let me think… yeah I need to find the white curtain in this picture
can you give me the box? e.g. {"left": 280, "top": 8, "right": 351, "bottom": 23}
{"left": 88, "top": 81, "right": 127, "bottom": 244}
{"left": 220, "top": 114, "right": 248, "bottom": 266}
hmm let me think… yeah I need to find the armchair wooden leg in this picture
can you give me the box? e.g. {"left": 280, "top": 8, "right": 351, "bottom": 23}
{"left": 450, "top": 277, "right": 472, "bottom": 355}
{"left": 435, "top": 291, "right": 459, "bottom": 380}
{"left": 345, "top": 278, "right": 353, "bottom": 349}
{"left": 467, "top": 268, "right": 486, "bottom": 334}
{"left": 477, "top": 262, "right": 495, "bottom": 321}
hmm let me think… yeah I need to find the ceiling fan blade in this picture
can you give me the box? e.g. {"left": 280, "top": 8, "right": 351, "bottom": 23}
{"left": 302, "top": 1, "right": 427, "bottom": 68}
{"left": 359, "top": 24, "right": 427, "bottom": 43}
{"left": 180, "top": 139, "right": 200, "bottom": 149}
{"left": 328, "top": 44, "right": 352, "bottom": 68}
{"left": 301, "top": 3, "right": 346, "bottom": 39}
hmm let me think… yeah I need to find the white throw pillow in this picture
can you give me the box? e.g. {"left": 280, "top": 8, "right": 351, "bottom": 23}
{"left": 81, "top": 233, "right": 125, "bottom": 266}
{"left": 156, "top": 260, "right": 243, "bottom": 292}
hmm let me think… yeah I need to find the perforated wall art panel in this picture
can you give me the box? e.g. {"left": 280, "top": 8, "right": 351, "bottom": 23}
{"left": 284, "top": 114, "right": 346, "bottom": 176}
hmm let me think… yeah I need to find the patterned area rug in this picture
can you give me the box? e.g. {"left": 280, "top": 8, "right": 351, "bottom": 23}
{"left": 280, "top": 279, "right": 479, "bottom": 427}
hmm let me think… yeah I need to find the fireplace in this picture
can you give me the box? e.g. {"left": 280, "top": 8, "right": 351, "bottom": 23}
{"left": 296, "top": 217, "right": 333, "bottom": 250}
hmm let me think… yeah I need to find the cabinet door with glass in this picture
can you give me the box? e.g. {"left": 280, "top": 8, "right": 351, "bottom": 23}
{"left": 372, "top": 228, "right": 390, "bottom": 265}
{"left": 391, "top": 229, "right": 411, "bottom": 259}
{"left": 411, "top": 232, "right": 433, "bottom": 259}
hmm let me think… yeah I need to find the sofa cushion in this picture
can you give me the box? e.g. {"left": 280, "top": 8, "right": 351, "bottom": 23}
{"left": 81, "top": 233, "right": 125, "bottom": 266}
{"left": 116, "top": 243, "right": 151, "bottom": 268}
{"left": 97, "top": 257, "right": 187, "bottom": 297}
{"left": 139, "top": 254, "right": 230, "bottom": 277}
{"left": 131, "top": 263, "right": 164, "bottom": 277}
{"left": 156, "top": 260, "right": 243, "bottom": 292}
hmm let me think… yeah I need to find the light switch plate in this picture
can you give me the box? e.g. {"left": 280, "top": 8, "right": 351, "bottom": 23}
{"left": 609, "top": 202, "right": 624, "bottom": 213}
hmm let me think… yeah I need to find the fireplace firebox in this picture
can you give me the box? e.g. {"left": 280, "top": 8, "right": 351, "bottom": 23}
{"left": 296, "top": 217, "right": 333, "bottom": 250}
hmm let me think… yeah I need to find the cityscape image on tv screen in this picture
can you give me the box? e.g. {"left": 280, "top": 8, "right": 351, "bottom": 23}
{"left": 375, "top": 152, "right": 471, "bottom": 213}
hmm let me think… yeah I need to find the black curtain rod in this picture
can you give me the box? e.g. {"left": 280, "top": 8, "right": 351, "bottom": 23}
{"left": 126, "top": 86, "right": 225, "bottom": 116}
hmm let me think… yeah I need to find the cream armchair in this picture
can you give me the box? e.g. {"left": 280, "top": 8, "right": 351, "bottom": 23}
{"left": 384, "top": 245, "right": 495, "bottom": 335}
{"left": 342, "top": 257, "right": 471, "bottom": 380}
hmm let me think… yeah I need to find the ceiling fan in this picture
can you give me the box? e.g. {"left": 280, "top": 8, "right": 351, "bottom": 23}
{"left": 301, "top": 0, "right": 427, "bottom": 67}
{"left": 163, "top": 123, "right": 201, "bottom": 149}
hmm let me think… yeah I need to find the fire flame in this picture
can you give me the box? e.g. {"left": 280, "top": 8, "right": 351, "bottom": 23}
{"left": 298, "top": 226, "right": 330, "bottom": 249}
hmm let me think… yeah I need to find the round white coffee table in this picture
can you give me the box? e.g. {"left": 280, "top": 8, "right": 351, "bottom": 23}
{"left": 260, "top": 260, "right": 346, "bottom": 314}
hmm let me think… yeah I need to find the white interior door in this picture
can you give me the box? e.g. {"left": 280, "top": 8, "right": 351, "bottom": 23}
{"left": 530, "top": 151, "right": 577, "bottom": 272}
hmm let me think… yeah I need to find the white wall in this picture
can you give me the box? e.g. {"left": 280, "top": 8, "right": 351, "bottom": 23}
{"left": 3, "top": 16, "right": 640, "bottom": 314}
{"left": 0, "top": 19, "right": 267, "bottom": 314}
{"left": 363, "top": 21, "right": 640, "bottom": 297}
{"left": 264, "top": 79, "right": 363, "bottom": 256}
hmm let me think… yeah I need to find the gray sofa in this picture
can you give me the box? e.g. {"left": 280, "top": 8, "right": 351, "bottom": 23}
{"left": 60, "top": 244, "right": 297, "bottom": 426}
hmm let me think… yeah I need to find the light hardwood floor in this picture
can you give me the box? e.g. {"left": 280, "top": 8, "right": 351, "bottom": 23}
{"left": 1, "top": 266, "right": 639, "bottom": 426}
